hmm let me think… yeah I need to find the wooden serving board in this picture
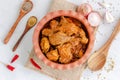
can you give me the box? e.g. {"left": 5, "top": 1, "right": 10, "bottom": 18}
{"left": 25, "top": 0, "right": 95, "bottom": 80}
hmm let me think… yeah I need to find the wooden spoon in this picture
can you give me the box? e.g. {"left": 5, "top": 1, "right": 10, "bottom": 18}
{"left": 12, "top": 16, "right": 37, "bottom": 51}
{"left": 88, "top": 20, "right": 120, "bottom": 71}
{"left": 4, "top": 0, "right": 33, "bottom": 44}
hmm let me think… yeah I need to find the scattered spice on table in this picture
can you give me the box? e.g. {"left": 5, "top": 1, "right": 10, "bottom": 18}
{"left": 11, "top": 54, "right": 19, "bottom": 63}
{"left": 104, "top": 57, "right": 115, "bottom": 73}
{"left": 97, "top": 73, "right": 101, "bottom": 79}
{"left": 82, "top": 76, "right": 90, "bottom": 80}
{"left": 96, "top": 72, "right": 107, "bottom": 80}
{"left": 30, "top": 58, "right": 41, "bottom": 69}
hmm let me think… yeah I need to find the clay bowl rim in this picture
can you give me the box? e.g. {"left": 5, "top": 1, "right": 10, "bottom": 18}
{"left": 33, "top": 10, "right": 94, "bottom": 70}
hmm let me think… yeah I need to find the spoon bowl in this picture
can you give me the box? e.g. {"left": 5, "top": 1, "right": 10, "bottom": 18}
{"left": 88, "top": 52, "right": 106, "bottom": 71}
{"left": 87, "top": 19, "right": 120, "bottom": 71}
{"left": 21, "top": 1, "right": 33, "bottom": 13}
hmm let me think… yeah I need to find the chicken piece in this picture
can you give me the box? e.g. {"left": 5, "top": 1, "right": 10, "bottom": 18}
{"left": 58, "top": 16, "right": 80, "bottom": 36}
{"left": 79, "top": 28, "right": 86, "bottom": 37}
{"left": 58, "top": 43, "right": 73, "bottom": 64}
{"left": 46, "top": 49, "right": 59, "bottom": 62}
{"left": 50, "top": 20, "right": 59, "bottom": 29}
{"left": 70, "top": 38, "right": 81, "bottom": 46}
{"left": 57, "top": 23, "right": 79, "bottom": 36}
{"left": 79, "top": 28, "right": 88, "bottom": 44}
{"left": 70, "top": 38, "right": 82, "bottom": 56}
{"left": 54, "top": 16, "right": 79, "bottom": 36}
{"left": 66, "top": 17, "right": 82, "bottom": 27}
{"left": 78, "top": 49, "right": 84, "bottom": 58}
{"left": 73, "top": 44, "right": 83, "bottom": 58}
{"left": 64, "top": 23, "right": 80, "bottom": 36}
{"left": 49, "top": 32, "right": 71, "bottom": 46}
{"left": 40, "top": 37, "right": 50, "bottom": 53}
{"left": 66, "top": 18, "right": 73, "bottom": 23}
{"left": 42, "top": 28, "right": 53, "bottom": 36}
{"left": 59, "top": 16, "right": 69, "bottom": 26}
{"left": 80, "top": 37, "right": 88, "bottom": 44}
{"left": 72, "top": 19, "right": 81, "bottom": 27}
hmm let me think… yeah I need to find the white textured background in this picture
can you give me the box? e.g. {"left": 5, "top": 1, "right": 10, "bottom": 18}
{"left": 0, "top": 0, "right": 120, "bottom": 80}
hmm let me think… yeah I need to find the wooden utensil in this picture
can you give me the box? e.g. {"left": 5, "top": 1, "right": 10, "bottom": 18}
{"left": 4, "top": 0, "right": 33, "bottom": 44}
{"left": 88, "top": 20, "right": 120, "bottom": 71}
{"left": 12, "top": 16, "right": 37, "bottom": 51}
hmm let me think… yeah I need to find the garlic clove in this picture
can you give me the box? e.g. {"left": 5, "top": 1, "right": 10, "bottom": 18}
{"left": 98, "top": 2, "right": 110, "bottom": 8}
{"left": 105, "top": 11, "right": 114, "bottom": 23}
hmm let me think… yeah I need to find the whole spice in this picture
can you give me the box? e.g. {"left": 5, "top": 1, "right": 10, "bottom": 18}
{"left": 30, "top": 58, "right": 41, "bottom": 69}
{"left": 11, "top": 54, "right": 19, "bottom": 63}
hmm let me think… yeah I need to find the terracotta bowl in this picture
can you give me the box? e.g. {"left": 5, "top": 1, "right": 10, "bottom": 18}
{"left": 33, "top": 10, "right": 94, "bottom": 70}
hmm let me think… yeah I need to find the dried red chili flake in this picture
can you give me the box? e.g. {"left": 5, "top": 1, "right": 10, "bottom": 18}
{"left": 0, "top": 61, "right": 15, "bottom": 71}
{"left": 11, "top": 54, "right": 19, "bottom": 63}
{"left": 6, "top": 65, "right": 15, "bottom": 71}
{"left": 30, "top": 58, "right": 41, "bottom": 69}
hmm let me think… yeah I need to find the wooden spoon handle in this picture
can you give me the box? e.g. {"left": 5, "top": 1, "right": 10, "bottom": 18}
{"left": 24, "top": 0, "right": 29, "bottom": 1}
{"left": 98, "top": 19, "right": 120, "bottom": 54}
{"left": 4, "top": 13, "right": 24, "bottom": 44}
{"left": 105, "top": 20, "right": 120, "bottom": 48}
{"left": 12, "top": 30, "right": 27, "bottom": 51}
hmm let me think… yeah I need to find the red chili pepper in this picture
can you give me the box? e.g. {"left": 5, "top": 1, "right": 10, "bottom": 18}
{"left": 30, "top": 58, "right": 41, "bottom": 69}
{"left": 11, "top": 54, "right": 19, "bottom": 63}
{"left": 6, "top": 65, "right": 15, "bottom": 71}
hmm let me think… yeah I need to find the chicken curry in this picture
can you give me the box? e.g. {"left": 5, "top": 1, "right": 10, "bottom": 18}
{"left": 40, "top": 16, "right": 89, "bottom": 64}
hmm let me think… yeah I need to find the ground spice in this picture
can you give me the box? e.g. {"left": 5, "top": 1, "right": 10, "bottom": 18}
{"left": 104, "top": 58, "right": 115, "bottom": 73}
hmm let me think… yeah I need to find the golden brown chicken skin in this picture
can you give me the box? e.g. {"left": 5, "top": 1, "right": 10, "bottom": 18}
{"left": 46, "top": 49, "right": 59, "bottom": 62}
{"left": 58, "top": 43, "right": 73, "bottom": 64}
{"left": 50, "top": 20, "right": 59, "bottom": 29}
{"left": 40, "top": 37, "right": 50, "bottom": 53}
{"left": 79, "top": 28, "right": 88, "bottom": 44}
{"left": 42, "top": 28, "right": 53, "bottom": 36}
{"left": 57, "top": 16, "right": 80, "bottom": 36}
{"left": 49, "top": 32, "right": 71, "bottom": 46}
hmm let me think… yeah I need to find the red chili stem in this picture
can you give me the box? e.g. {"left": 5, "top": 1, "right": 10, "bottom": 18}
{"left": 6, "top": 65, "right": 15, "bottom": 71}
{"left": 11, "top": 54, "right": 19, "bottom": 63}
{"left": 30, "top": 58, "right": 41, "bottom": 69}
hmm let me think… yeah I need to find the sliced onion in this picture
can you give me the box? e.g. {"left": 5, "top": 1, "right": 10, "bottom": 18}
{"left": 77, "top": 3, "right": 92, "bottom": 17}
{"left": 88, "top": 11, "right": 102, "bottom": 27}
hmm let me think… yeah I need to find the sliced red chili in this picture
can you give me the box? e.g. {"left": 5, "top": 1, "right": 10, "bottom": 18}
{"left": 11, "top": 54, "right": 19, "bottom": 63}
{"left": 6, "top": 65, "right": 15, "bottom": 71}
{"left": 30, "top": 58, "right": 41, "bottom": 69}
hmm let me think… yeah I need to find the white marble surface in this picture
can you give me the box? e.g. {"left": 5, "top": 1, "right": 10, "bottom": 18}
{"left": 0, "top": 0, "right": 120, "bottom": 80}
